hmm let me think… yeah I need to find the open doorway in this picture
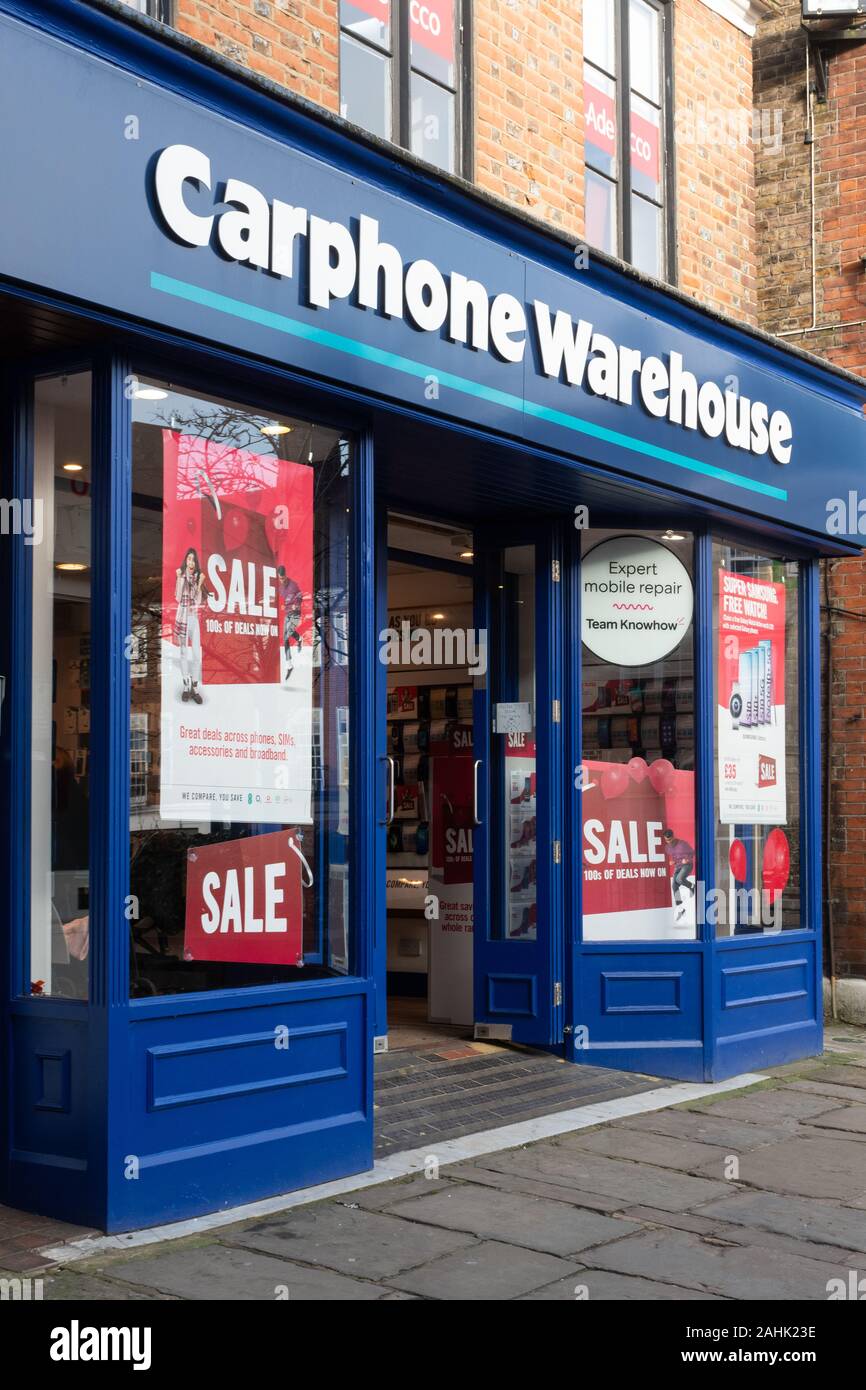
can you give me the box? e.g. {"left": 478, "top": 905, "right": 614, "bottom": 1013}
{"left": 384, "top": 513, "right": 477, "bottom": 1053}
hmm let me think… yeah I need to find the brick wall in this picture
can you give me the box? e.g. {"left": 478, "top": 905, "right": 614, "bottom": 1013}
{"left": 673, "top": 0, "right": 758, "bottom": 322}
{"left": 755, "top": 0, "right": 866, "bottom": 979}
{"left": 754, "top": 0, "right": 866, "bottom": 369}
{"left": 473, "top": 1, "right": 583, "bottom": 232}
{"left": 175, "top": 0, "right": 340, "bottom": 111}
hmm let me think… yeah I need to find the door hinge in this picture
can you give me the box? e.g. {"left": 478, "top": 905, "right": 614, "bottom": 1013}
{"left": 551, "top": 559, "right": 561, "bottom": 582}
{"left": 553, "top": 981, "right": 562, "bottom": 1007}
{"left": 552, "top": 698, "right": 561, "bottom": 723}
{"left": 553, "top": 839, "right": 561, "bottom": 864}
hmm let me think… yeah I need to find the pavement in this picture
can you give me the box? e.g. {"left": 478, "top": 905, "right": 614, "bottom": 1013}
{"left": 5, "top": 1024, "right": 866, "bottom": 1301}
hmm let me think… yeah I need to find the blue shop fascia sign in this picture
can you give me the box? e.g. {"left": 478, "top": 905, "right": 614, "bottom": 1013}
{"left": 1, "top": 7, "right": 864, "bottom": 543}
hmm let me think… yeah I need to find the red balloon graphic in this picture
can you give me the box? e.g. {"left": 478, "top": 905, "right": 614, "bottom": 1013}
{"left": 729, "top": 838, "right": 747, "bottom": 883}
{"left": 601, "top": 764, "right": 630, "bottom": 800}
{"left": 627, "top": 757, "right": 648, "bottom": 783}
{"left": 222, "top": 506, "right": 250, "bottom": 551}
{"left": 648, "top": 758, "right": 675, "bottom": 795}
{"left": 762, "top": 828, "right": 791, "bottom": 901}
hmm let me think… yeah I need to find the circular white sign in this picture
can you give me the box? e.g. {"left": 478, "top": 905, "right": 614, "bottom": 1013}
{"left": 581, "top": 536, "right": 694, "bottom": 666}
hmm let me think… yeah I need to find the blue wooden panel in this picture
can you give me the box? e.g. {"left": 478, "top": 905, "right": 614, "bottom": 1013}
{"left": 577, "top": 947, "right": 704, "bottom": 1080}
{"left": 11, "top": 1009, "right": 89, "bottom": 1161}
{"left": 719, "top": 955, "right": 809, "bottom": 1012}
{"left": 9, "top": 1007, "right": 94, "bottom": 1223}
{"left": 713, "top": 935, "right": 821, "bottom": 1078}
{"left": 146, "top": 1021, "right": 350, "bottom": 1112}
{"left": 34, "top": 1050, "right": 72, "bottom": 1113}
{"left": 601, "top": 971, "right": 682, "bottom": 1015}
{"left": 111, "top": 981, "right": 371, "bottom": 1231}
{"left": 486, "top": 973, "right": 538, "bottom": 1019}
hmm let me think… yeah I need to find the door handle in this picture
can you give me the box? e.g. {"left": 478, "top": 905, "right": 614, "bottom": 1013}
{"left": 473, "top": 758, "right": 483, "bottom": 826}
{"left": 386, "top": 755, "right": 396, "bottom": 825}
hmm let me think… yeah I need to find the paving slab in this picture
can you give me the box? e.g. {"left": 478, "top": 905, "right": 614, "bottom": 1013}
{"left": 807, "top": 1104, "right": 866, "bottom": 1135}
{"left": 696, "top": 1190, "right": 866, "bottom": 1254}
{"left": 386, "top": 1239, "right": 581, "bottom": 1300}
{"left": 585, "top": 1226, "right": 860, "bottom": 1300}
{"left": 796, "top": 1065, "right": 866, "bottom": 1090}
{"left": 615, "top": 1108, "right": 791, "bottom": 1152}
{"left": 442, "top": 1162, "right": 624, "bottom": 1212}
{"left": 103, "top": 1244, "right": 393, "bottom": 1300}
{"left": 471, "top": 1142, "right": 731, "bottom": 1211}
{"left": 520, "top": 1269, "right": 722, "bottom": 1300}
{"left": 788, "top": 1079, "right": 866, "bottom": 1104}
{"left": 567, "top": 1126, "right": 731, "bottom": 1175}
{"left": 693, "top": 1134, "right": 866, "bottom": 1202}
{"left": 223, "top": 1204, "right": 477, "bottom": 1280}
{"left": 38, "top": 1271, "right": 175, "bottom": 1301}
{"left": 685, "top": 1089, "right": 841, "bottom": 1124}
{"left": 618, "top": 1203, "right": 866, "bottom": 1266}
{"left": 381, "top": 1184, "right": 640, "bottom": 1256}
{"left": 345, "top": 1176, "right": 456, "bottom": 1211}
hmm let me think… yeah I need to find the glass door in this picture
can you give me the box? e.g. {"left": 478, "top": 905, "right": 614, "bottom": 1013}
{"left": 473, "top": 536, "right": 561, "bottom": 1046}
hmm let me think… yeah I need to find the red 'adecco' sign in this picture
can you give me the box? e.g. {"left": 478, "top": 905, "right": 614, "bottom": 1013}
{"left": 348, "top": 0, "right": 454, "bottom": 62}
{"left": 184, "top": 828, "right": 304, "bottom": 965}
{"left": 584, "top": 77, "right": 660, "bottom": 185}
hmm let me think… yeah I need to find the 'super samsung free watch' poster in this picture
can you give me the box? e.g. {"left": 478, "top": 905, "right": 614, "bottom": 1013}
{"left": 717, "top": 568, "right": 787, "bottom": 824}
{"left": 160, "top": 431, "right": 314, "bottom": 824}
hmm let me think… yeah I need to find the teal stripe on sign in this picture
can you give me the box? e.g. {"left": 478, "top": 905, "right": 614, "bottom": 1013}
{"left": 150, "top": 271, "right": 788, "bottom": 503}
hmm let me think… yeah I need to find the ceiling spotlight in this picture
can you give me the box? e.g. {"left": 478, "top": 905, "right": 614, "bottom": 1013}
{"left": 56, "top": 562, "right": 89, "bottom": 572}
{"left": 431, "top": 612, "right": 446, "bottom": 621}
{"left": 460, "top": 549, "right": 474, "bottom": 559}
{"left": 62, "top": 462, "right": 83, "bottom": 473}
{"left": 132, "top": 384, "right": 168, "bottom": 400}
{"left": 260, "top": 422, "right": 292, "bottom": 437}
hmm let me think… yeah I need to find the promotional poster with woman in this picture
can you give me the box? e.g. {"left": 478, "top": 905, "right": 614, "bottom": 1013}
{"left": 160, "top": 430, "right": 314, "bottom": 824}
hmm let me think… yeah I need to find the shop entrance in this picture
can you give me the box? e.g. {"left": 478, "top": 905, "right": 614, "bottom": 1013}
{"left": 380, "top": 513, "right": 563, "bottom": 1057}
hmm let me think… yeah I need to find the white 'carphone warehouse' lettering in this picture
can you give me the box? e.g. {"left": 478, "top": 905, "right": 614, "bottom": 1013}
{"left": 153, "top": 143, "right": 794, "bottom": 464}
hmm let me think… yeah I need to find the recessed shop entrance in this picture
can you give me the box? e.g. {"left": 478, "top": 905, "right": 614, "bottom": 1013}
{"left": 383, "top": 514, "right": 479, "bottom": 1050}
{"left": 378, "top": 507, "right": 563, "bottom": 1073}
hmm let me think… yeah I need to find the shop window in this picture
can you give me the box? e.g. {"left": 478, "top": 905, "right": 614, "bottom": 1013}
{"left": 29, "top": 373, "right": 93, "bottom": 1000}
{"left": 339, "top": 1, "right": 469, "bottom": 177}
{"left": 713, "top": 544, "right": 801, "bottom": 936}
{"left": 129, "top": 378, "right": 352, "bottom": 997}
{"left": 580, "top": 529, "right": 696, "bottom": 942}
{"left": 584, "top": 0, "right": 673, "bottom": 281}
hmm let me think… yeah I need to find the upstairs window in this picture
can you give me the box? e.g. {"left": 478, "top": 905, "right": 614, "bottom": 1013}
{"left": 339, "top": 1, "right": 469, "bottom": 177}
{"left": 584, "top": 0, "right": 673, "bottom": 281}
{"left": 120, "top": 0, "right": 173, "bottom": 19}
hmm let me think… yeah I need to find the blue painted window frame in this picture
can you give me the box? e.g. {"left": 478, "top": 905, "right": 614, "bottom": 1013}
{"left": 3, "top": 344, "right": 378, "bottom": 1011}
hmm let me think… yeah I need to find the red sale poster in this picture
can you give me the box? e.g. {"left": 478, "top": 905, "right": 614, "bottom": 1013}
{"left": 582, "top": 757, "right": 696, "bottom": 940}
{"left": 184, "top": 828, "right": 306, "bottom": 965}
{"left": 717, "top": 569, "right": 787, "bottom": 824}
{"left": 160, "top": 431, "right": 314, "bottom": 824}
{"left": 431, "top": 752, "right": 474, "bottom": 885}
